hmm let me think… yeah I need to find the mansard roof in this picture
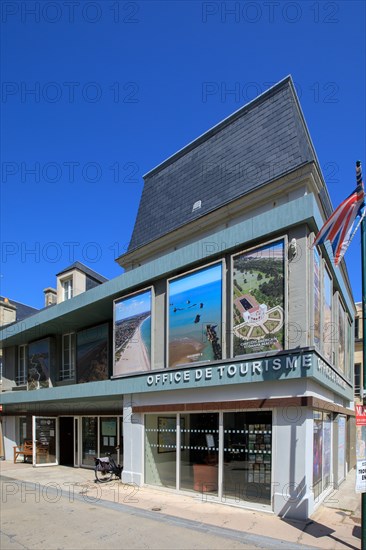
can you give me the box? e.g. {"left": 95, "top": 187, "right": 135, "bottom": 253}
{"left": 127, "top": 76, "right": 317, "bottom": 254}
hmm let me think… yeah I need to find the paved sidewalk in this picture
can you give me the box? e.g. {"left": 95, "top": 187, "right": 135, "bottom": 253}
{"left": 0, "top": 460, "right": 361, "bottom": 550}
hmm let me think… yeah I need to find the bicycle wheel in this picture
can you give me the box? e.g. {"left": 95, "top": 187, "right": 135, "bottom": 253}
{"left": 95, "top": 466, "right": 113, "bottom": 483}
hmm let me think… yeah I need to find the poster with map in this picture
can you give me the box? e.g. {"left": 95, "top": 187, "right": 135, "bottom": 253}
{"left": 232, "top": 240, "right": 285, "bottom": 356}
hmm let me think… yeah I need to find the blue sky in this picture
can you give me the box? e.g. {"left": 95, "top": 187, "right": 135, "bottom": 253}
{"left": 1, "top": 0, "right": 365, "bottom": 309}
{"left": 170, "top": 263, "right": 222, "bottom": 297}
{"left": 115, "top": 290, "right": 151, "bottom": 321}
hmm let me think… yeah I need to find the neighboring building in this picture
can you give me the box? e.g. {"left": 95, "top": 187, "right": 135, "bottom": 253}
{"left": 0, "top": 77, "right": 356, "bottom": 520}
{"left": 0, "top": 297, "right": 39, "bottom": 389}
{"left": 56, "top": 262, "right": 108, "bottom": 304}
{"left": 354, "top": 302, "right": 363, "bottom": 400}
{"left": 0, "top": 297, "right": 38, "bottom": 457}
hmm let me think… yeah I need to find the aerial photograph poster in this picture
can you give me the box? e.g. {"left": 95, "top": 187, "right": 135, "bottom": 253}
{"left": 114, "top": 289, "right": 152, "bottom": 375}
{"left": 168, "top": 263, "right": 222, "bottom": 367}
{"left": 28, "top": 338, "right": 51, "bottom": 390}
{"left": 233, "top": 240, "right": 285, "bottom": 356}
{"left": 77, "top": 324, "right": 109, "bottom": 383}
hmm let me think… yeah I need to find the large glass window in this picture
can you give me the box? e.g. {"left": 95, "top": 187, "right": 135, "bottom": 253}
{"left": 82, "top": 417, "right": 98, "bottom": 466}
{"left": 223, "top": 411, "right": 272, "bottom": 505}
{"left": 35, "top": 417, "right": 57, "bottom": 465}
{"left": 99, "top": 417, "right": 118, "bottom": 464}
{"left": 180, "top": 413, "right": 219, "bottom": 494}
{"left": 145, "top": 414, "right": 176, "bottom": 488}
{"left": 144, "top": 411, "right": 272, "bottom": 505}
{"left": 17, "top": 345, "right": 27, "bottom": 386}
{"left": 313, "top": 411, "right": 332, "bottom": 499}
{"left": 18, "top": 416, "right": 30, "bottom": 445}
{"left": 60, "top": 333, "right": 75, "bottom": 380}
{"left": 355, "top": 315, "right": 360, "bottom": 339}
{"left": 355, "top": 363, "right": 362, "bottom": 397}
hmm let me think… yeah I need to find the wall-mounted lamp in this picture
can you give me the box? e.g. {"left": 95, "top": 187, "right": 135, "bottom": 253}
{"left": 288, "top": 238, "right": 297, "bottom": 260}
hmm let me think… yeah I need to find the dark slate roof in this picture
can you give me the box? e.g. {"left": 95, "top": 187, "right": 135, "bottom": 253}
{"left": 56, "top": 261, "right": 108, "bottom": 283}
{"left": 127, "top": 76, "right": 317, "bottom": 253}
{"left": 0, "top": 297, "right": 39, "bottom": 322}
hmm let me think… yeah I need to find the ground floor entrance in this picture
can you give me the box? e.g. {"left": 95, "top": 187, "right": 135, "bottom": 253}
{"left": 15, "top": 415, "right": 123, "bottom": 468}
{"left": 145, "top": 410, "right": 272, "bottom": 508}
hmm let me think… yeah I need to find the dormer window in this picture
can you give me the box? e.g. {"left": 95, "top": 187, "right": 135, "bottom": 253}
{"left": 62, "top": 277, "right": 73, "bottom": 301}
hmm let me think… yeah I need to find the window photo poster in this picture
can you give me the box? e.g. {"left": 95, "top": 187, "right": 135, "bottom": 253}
{"left": 114, "top": 289, "right": 152, "bottom": 375}
{"left": 233, "top": 240, "right": 285, "bottom": 356}
{"left": 168, "top": 264, "right": 222, "bottom": 367}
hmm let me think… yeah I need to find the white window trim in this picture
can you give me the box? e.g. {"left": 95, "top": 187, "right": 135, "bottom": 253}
{"left": 17, "top": 344, "right": 27, "bottom": 386}
{"left": 60, "top": 333, "right": 75, "bottom": 381}
{"left": 62, "top": 277, "right": 73, "bottom": 301}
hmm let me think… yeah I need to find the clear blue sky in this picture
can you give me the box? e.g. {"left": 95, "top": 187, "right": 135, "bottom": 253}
{"left": 1, "top": 0, "right": 365, "bottom": 309}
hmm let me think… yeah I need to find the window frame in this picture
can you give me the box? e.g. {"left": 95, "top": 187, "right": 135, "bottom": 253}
{"left": 62, "top": 277, "right": 73, "bottom": 301}
{"left": 60, "top": 333, "right": 76, "bottom": 381}
{"left": 17, "top": 344, "right": 28, "bottom": 386}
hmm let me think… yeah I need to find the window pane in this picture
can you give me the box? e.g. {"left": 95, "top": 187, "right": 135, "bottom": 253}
{"left": 82, "top": 417, "right": 98, "bottom": 466}
{"left": 145, "top": 414, "right": 176, "bottom": 488}
{"left": 223, "top": 411, "right": 272, "bottom": 505}
{"left": 355, "top": 364, "right": 361, "bottom": 396}
{"left": 180, "top": 413, "right": 218, "bottom": 495}
{"left": 99, "top": 418, "right": 118, "bottom": 463}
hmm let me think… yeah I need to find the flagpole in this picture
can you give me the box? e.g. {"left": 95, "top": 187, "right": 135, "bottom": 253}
{"left": 358, "top": 160, "right": 366, "bottom": 550}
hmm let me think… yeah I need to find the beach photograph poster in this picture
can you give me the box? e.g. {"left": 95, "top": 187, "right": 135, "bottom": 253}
{"left": 232, "top": 240, "right": 285, "bottom": 356}
{"left": 168, "top": 263, "right": 222, "bottom": 368}
{"left": 114, "top": 289, "right": 152, "bottom": 375}
{"left": 77, "top": 324, "right": 109, "bottom": 383}
{"left": 28, "top": 338, "right": 51, "bottom": 390}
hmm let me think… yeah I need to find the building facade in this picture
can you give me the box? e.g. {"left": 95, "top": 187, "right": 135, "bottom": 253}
{"left": 354, "top": 301, "right": 363, "bottom": 400}
{"left": 0, "top": 77, "right": 355, "bottom": 520}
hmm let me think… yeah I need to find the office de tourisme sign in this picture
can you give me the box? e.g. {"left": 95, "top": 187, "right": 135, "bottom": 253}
{"left": 143, "top": 352, "right": 350, "bottom": 399}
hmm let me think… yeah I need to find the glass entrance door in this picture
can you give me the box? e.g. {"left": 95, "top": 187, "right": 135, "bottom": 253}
{"left": 32, "top": 416, "right": 58, "bottom": 466}
{"left": 81, "top": 417, "right": 98, "bottom": 467}
{"left": 99, "top": 417, "right": 118, "bottom": 463}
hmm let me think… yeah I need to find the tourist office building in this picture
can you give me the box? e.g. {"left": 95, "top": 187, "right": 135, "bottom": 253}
{"left": 0, "top": 77, "right": 355, "bottom": 520}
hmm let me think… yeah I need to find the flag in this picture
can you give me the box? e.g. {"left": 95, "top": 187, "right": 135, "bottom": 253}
{"left": 313, "top": 166, "right": 365, "bottom": 266}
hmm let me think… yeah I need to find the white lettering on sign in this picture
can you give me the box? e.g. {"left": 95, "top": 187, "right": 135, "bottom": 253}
{"left": 146, "top": 354, "right": 313, "bottom": 388}
{"left": 317, "top": 358, "right": 347, "bottom": 389}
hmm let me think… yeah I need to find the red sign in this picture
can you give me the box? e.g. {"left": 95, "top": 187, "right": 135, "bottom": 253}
{"left": 356, "top": 405, "right": 366, "bottom": 426}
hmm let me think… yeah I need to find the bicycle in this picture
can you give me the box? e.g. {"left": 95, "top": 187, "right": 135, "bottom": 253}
{"left": 94, "top": 446, "right": 123, "bottom": 483}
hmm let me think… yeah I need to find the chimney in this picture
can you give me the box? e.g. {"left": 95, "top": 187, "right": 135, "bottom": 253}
{"left": 43, "top": 288, "right": 57, "bottom": 307}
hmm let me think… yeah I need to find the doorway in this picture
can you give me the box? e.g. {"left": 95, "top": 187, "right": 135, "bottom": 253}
{"left": 59, "top": 417, "right": 74, "bottom": 466}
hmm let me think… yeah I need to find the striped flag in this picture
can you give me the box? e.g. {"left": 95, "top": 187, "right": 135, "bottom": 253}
{"left": 313, "top": 163, "right": 365, "bottom": 266}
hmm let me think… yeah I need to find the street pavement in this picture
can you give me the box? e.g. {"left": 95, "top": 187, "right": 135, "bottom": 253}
{"left": 0, "top": 460, "right": 362, "bottom": 549}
